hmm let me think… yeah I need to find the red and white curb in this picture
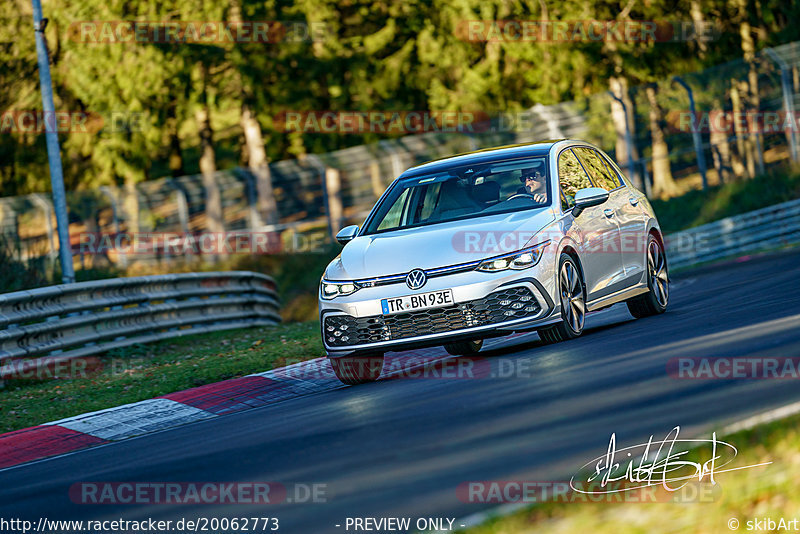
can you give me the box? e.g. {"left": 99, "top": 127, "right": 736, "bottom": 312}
{"left": 47, "top": 399, "right": 215, "bottom": 441}
{"left": 0, "top": 333, "right": 533, "bottom": 471}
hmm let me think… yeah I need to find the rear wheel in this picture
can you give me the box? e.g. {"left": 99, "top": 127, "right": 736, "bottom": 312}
{"left": 538, "top": 254, "right": 586, "bottom": 344}
{"left": 329, "top": 353, "right": 384, "bottom": 385}
{"left": 444, "top": 339, "right": 483, "bottom": 356}
{"left": 627, "top": 235, "right": 669, "bottom": 318}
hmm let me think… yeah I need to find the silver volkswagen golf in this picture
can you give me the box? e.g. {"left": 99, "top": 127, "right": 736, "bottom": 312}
{"left": 319, "top": 140, "right": 669, "bottom": 384}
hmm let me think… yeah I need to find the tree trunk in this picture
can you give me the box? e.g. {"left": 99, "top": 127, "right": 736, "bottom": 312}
{"left": 709, "top": 99, "right": 734, "bottom": 184}
{"left": 121, "top": 178, "right": 139, "bottom": 234}
{"left": 645, "top": 85, "right": 679, "bottom": 198}
{"left": 325, "top": 167, "right": 343, "bottom": 236}
{"left": 241, "top": 103, "right": 279, "bottom": 226}
{"left": 609, "top": 76, "right": 642, "bottom": 189}
{"left": 729, "top": 82, "right": 752, "bottom": 178}
{"left": 195, "top": 69, "right": 224, "bottom": 234}
{"left": 744, "top": 76, "right": 764, "bottom": 175}
{"left": 738, "top": 0, "right": 764, "bottom": 175}
{"left": 169, "top": 134, "right": 184, "bottom": 178}
{"left": 369, "top": 160, "right": 383, "bottom": 199}
{"left": 166, "top": 95, "right": 184, "bottom": 177}
{"left": 228, "top": 0, "right": 278, "bottom": 227}
{"left": 690, "top": 0, "right": 708, "bottom": 59}
{"left": 537, "top": 0, "right": 557, "bottom": 102}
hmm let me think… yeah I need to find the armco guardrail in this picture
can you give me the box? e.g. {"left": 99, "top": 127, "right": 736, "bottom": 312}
{"left": 0, "top": 272, "right": 280, "bottom": 379}
{"left": 666, "top": 198, "right": 800, "bottom": 270}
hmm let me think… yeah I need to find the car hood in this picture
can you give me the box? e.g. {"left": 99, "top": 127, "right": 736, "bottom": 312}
{"left": 324, "top": 208, "right": 556, "bottom": 280}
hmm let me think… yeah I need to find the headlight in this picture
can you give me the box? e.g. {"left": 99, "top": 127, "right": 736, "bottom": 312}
{"left": 476, "top": 241, "right": 549, "bottom": 273}
{"left": 321, "top": 280, "right": 360, "bottom": 299}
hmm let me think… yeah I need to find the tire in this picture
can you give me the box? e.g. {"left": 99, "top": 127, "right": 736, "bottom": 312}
{"left": 444, "top": 339, "right": 483, "bottom": 356}
{"left": 537, "top": 253, "right": 586, "bottom": 344}
{"left": 329, "top": 353, "right": 384, "bottom": 385}
{"left": 626, "top": 234, "right": 669, "bottom": 318}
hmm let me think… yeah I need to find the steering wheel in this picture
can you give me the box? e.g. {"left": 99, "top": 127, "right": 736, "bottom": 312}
{"left": 506, "top": 193, "right": 540, "bottom": 202}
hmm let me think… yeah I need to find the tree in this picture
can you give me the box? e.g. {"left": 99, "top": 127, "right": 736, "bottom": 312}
{"left": 645, "top": 84, "right": 679, "bottom": 197}
{"left": 229, "top": 0, "right": 279, "bottom": 225}
{"left": 195, "top": 63, "right": 225, "bottom": 233}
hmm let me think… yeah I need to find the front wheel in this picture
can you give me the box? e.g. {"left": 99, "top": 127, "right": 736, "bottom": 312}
{"left": 444, "top": 339, "right": 483, "bottom": 356}
{"left": 329, "top": 354, "right": 384, "bottom": 385}
{"left": 538, "top": 254, "right": 586, "bottom": 344}
{"left": 626, "top": 235, "right": 669, "bottom": 318}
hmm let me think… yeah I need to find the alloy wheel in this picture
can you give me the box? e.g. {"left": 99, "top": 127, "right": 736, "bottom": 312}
{"left": 559, "top": 260, "right": 585, "bottom": 333}
{"left": 648, "top": 239, "right": 669, "bottom": 307}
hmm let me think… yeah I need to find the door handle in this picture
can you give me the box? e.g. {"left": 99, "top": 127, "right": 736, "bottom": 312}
{"left": 629, "top": 197, "right": 639, "bottom": 206}
{"left": 603, "top": 209, "right": 614, "bottom": 218}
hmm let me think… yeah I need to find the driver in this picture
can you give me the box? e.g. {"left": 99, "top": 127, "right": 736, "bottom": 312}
{"left": 516, "top": 166, "right": 547, "bottom": 203}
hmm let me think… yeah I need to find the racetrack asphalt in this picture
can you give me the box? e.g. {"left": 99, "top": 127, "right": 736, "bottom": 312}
{"left": 3, "top": 248, "right": 800, "bottom": 532}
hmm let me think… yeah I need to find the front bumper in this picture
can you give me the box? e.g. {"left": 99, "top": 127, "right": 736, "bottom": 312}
{"left": 320, "top": 271, "right": 557, "bottom": 357}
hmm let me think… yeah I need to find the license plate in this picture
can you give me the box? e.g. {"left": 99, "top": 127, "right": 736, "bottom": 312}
{"left": 381, "top": 289, "right": 454, "bottom": 315}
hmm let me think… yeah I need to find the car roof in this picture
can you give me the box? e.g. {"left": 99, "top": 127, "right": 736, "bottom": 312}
{"left": 400, "top": 139, "right": 568, "bottom": 178}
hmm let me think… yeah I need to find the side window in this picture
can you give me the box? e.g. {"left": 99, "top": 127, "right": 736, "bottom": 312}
{"left": 417, "top": 183, "right": 441, "bottom": 222}
{"left": 377, "top": 187, "right": 410, "bottom": 231}
{"left": 558, "top": 149, "right": 592, "bottom": 210}
{"left": 573, "top": 147, "right": 621, "bottom": 191}
{"left": 598, "top": 152, "right": 626, "bottom": 186}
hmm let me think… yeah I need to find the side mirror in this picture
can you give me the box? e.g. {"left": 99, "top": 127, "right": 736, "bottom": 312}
{"left": 335, "top": 225, "right": 359, "bottom": 245}
{"left": 572, "top": 187, "right": 609, "bottom": 217}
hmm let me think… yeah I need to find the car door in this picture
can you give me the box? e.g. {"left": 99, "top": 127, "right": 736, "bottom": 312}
{"left": 597, "top": 150, "right": 648, "bottom": 283}
{"left": 570, "top": 147, "right": 629, "bottom": 296}
{"left": 558, "top": 147, "right": 623, "bottom": 301}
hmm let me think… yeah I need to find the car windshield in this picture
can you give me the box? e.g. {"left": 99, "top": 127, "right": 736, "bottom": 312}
{"left": 363, "top": 157, "right": 550, "bottom": 234}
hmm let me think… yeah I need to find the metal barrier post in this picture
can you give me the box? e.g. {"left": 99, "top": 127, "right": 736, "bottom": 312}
{"left": 31, "top": 0, "right": 75, "bottom": 283}
{"left": 766, "top": 48, "right": 799, "bottom": 163}
{"left": 672, "top": 76, "right": 709, "bottom": 190}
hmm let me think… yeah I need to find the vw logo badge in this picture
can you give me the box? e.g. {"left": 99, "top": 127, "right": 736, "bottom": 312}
{"left": 406, "top": 269, "right": 427, "bottom": 290}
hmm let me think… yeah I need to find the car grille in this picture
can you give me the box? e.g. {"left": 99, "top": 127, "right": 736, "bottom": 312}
{"left": 324, "top": 286, "right": 540, "bottom": 347}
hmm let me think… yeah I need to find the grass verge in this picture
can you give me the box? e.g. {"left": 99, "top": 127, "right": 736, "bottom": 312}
{"left": 462, "top": 413, "right": 800, "bottom": 534}
{"left": 0, "top": 321, "right": 322, "bottom": 435}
